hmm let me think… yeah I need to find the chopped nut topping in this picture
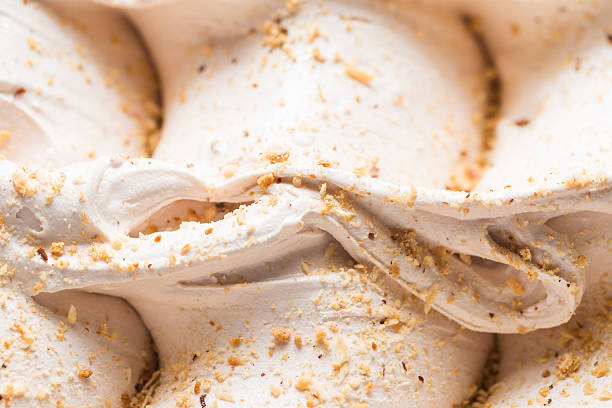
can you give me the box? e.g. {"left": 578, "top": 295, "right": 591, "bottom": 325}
{"left": 257, "top": 173, "right": 276, "bottom": 192}
{"left": 50, "top": 242, "right": 65, "bottom": 256}
{"left": 77, "top": 368, "right": 93, "bottom": 378}
{"left": 345, "top": 66, "right": 373, "bottom": 84}
{"left": 514, "top": 118, "right": 530, "bottom": 127}
{"left": 261, "top": 20, "right": 288, "bottom": 50}
{"left": 312, "top": 47, "right": 325, "bottom": 62}
{"left": 555, "top": 352, "right": 581, "bottom": 379}
{"left": 294, "top": 335, "right": 303, "bottom": 347}
{"left": 36, "top": 248, "right": 48, "bottom": 262}
{"left": 295, "top": 375, "right": 312, "bottom": 391}
{"left": 591, "top": 361, "right": 609, "bottom": 378}
{"left": 12, "top": 167, "right": 39, "bottom": 196}
{"left": 270, "top": 384, "right": 282, "bottom": 398}
{"left": 265, "top": 152, "right": 290, "bottom": 164}
{"left": 67, "top": 304, "right": 78, "bottom": 324}
{"left": 518, "top": 248, "right": 532, "bottom": 262}
{"left": 272, "top": 327, "right": 292, "bottom": 343}
{"left": 227, "top": 355, "right": 243, "bottom": 366}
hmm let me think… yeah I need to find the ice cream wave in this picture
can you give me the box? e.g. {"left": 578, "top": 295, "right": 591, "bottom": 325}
{"left": 0, "top": 156, "right": 609, "bottom": 334}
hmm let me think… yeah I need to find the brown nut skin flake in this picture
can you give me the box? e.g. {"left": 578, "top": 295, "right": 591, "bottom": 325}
{"left": 36, "top": 248, "right": 48, "bottom": 262}
{"left": 13, "top": 87, "right": 26, "bottom": 98}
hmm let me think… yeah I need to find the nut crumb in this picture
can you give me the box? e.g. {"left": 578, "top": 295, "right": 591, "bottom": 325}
{"left": 556, "top": 352, "right": 581, "bottom": 379}
{"left": 227, "top": 355, "right": 243, "bottom": 366}
{"left": 295, "top": 375, "right": 312, "bottom": 391}
{"left": 50, "top": 242, "right": 65, "bottom": 256}
{"left": 67, "top": 304, "right": 78, "bottom": 324}
{"left": 591, "top": 361, "right": 609, "bottom": 378}
{"left": 77, "top": 368, "right": 93, "bottom": 378}
{"left": 270, "top": 384, "right": 281, "bottom": 398}
{"left": 345, "top": 66, "right": 373, "bottom": 85}
{"left": 36, "top": 248, "right": 48, "bottom": 262}
{"left": 12, "top": 167, "right": 39, "bottom": 196}
{"left": 272, "top": 327, "right": 292, "bottom": 343}
{"left": 294, "top": 335, "right": 303, "bottom": 347}
{"left": 266, "top": 152, "right": 290, "bottom": 164}
{"left": 257, "top": 173, "right": 276, "bottom": 192}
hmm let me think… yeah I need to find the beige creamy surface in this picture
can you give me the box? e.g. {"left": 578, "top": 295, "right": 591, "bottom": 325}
{"left": 129, "top": 0, "right": 486, "bottom": 189}
{"left": 0, "top": 1, "right": 157, "bottom": 406}
{"left": 0, "top": 0, "right": 610, "bottom": 407}
{"left": 0, "top": 0, "right": 159, "bottom": 167}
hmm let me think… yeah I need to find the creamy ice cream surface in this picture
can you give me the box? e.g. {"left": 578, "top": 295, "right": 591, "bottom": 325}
{"left": 0, "top": 0, "right": 610, "bottom": 407}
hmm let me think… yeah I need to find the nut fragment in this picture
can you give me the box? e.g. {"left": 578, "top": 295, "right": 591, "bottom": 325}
{"left": 77, "top": 368, "right": 93, "bottom": 378}
{"left": 272, "top": 327, "right": 291, "bottom": 343}
{"left": 345, "top": 66, "right": 373, "bottom": 84}
{"left": 257, "top": 173, "right": 276, "bottom": 192}
{"left": 67, "top": 304, "right": 78, "bottom": 324}
{"left": 50, "top": 242, "right": 65, "bottom": 256}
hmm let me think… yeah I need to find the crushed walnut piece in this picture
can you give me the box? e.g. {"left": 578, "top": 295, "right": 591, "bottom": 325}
{"left": 265, "top": 151, "right": 290, "bottom": 164}
{"left": 272, "top": 327, "right": 292, "bottom": 343}
{"left": 294, "top": 334, "right": 303, "bottom": 347}
{"left": 270, "top": 384, "right": 282, "bottom": 398}
{"left": 12, "top": 167, "right": 39, "bottom": 196}
{"left": 261, "top": 20, "right": 288, "bottom": 49}
{"left": 591, "top": 361, "right": 610, "bottom": 378}
{"left": 261, "top": 0, "right": 301, "bottom": 50}
{"left": 77, "top": 368, "right": 93, "bottom": 378}
{"left": 227, "top": 355, "right": 243, "bottom": 366}
{"left": 50, "top": 241, "right": 65, "bottom": 256}
{"left": 36, "top": 247, "right": 48, "bottom": 262}
{"left": 518, "top": 248, "right": 532, "bottom": 262}
{"left": 555, "top": 351, "right": 581, "bottom": 379}
{"left": 55, "top": 321, "right": 67, "bottom": 340}
{"left": 295, "top": 375, "right": 312, "bottom": 391}
{"left": 257, "top": 173, "right": 276, "bottom": 192}
{"left": 67, "top": 304, "right": 78, "bottom": 324}
{"left": 345, "top": 66, "right": 373, "bottom": 85}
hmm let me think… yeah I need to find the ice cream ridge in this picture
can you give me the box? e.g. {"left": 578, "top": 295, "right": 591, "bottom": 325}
{"left": 0, "top": 0, "right": 610, "bottom": 407}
